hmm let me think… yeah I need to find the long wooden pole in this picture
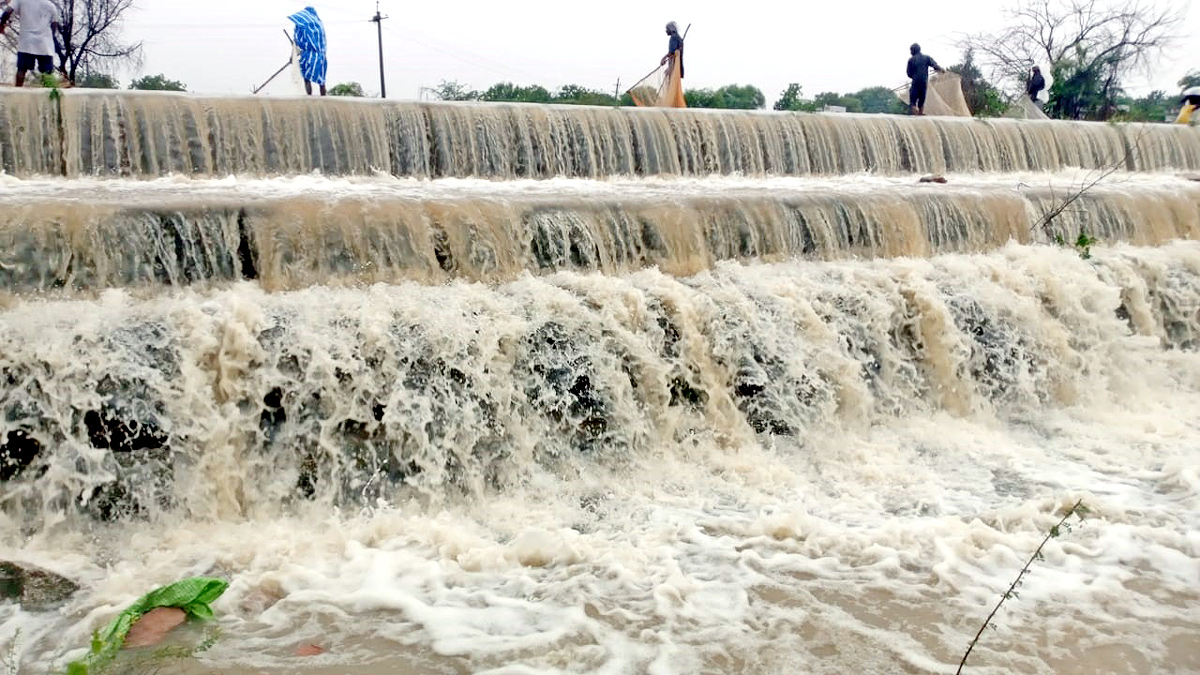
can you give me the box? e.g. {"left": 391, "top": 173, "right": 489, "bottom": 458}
{"left": 252, "top": 30, "right": 296, "bottom": 95}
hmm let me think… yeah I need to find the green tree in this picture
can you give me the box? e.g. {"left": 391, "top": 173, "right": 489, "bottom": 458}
{"left": 686, "top": 84, "right": 766, "bottom": 109}
{"left": 1048, "top": 48, "right": 1121, "bottom": 120}
{"left": 1118, "top": 90, "right": 1171, "bottom": 122}
{"left": 851, "top": 86, "right": 908, "bottom": 114}
{"left": 77, "top": 72, "right": 118, "bottom": 89}
{"left": 812, "top": 91, "right": 863, "bottom": 112}
{"left": 960, "top": 0, "right": 1179, "bottom": 121}
{"left": 774, "top": 83, "right": 809, "bottom": 111}
{"left": 812, "top": 91, "right": 842, "bottom": 109}
{"left": 128, "top": 74, "right": 186, "bottom": 91}
{"left": 329, "top": 82, "right": 365, "bottom": 97}
{"left": 685, "top": 89, "right": 717, "bottom": 108}
{"left": 718, "top": 84, "right": 766, "bottom": 109}
{"left": 481, "top": 82, "right": 553, "bottom": 103}
{"left": 949, "top": 49, "right": 1007, "bottom": 117}
{"left": 1180, "top": 71, "right": 1200, "bottom": 90}
{"left": 554, "top": 84, "right": 618, "bottom": 106}
{"left": 429, "top": 80, "right": 479, "bottom": 101}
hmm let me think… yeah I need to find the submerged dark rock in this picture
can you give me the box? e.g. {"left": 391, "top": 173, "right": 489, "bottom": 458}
{"left": 0, "top": 430, "right": 42, "bottom": 481}
{"left": 0, "top": 561, "right": 80, "bottom": 610}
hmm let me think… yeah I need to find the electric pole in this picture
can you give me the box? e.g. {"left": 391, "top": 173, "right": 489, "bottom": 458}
{"left": 370, "top": 2, "right": 388, "bottom": 98}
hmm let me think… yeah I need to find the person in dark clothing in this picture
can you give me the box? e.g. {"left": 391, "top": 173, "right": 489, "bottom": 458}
{"left": 1027, "top": 66, "right": 1045, "bottom": 102}
{"left": 661, "top": 20, "right": 684, "bottom": 79}
{"left": 906, "top": 43, "right": 943, "bottom": 115}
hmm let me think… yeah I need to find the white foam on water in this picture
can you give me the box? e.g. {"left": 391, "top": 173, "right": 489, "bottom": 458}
{"left": 1, "top": 243, "right": 1199, "bottom": 673}
{"left": 1, "top": 170, "right": 1197, "bottom": 204}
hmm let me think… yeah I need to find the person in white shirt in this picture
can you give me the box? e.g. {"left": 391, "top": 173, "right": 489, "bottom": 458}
{"left": 0, "top": 0, "right": 62, "bottom": 87}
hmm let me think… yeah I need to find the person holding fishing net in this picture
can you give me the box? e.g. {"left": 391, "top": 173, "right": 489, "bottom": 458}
{"left": 628, "top": 21, "right": 687, "bottom": 108}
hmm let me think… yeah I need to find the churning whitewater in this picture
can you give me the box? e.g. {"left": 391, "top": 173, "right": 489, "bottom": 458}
{"left": 1, "top": 89, "right": 1199, "bottom": 674}
{"left": 2, "top": 241, "right": 1200, "bottom": 673}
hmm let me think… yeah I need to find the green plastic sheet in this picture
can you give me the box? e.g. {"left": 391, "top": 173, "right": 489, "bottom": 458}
{"left": 67, "top": 576, "right": 228, "bottom": 674}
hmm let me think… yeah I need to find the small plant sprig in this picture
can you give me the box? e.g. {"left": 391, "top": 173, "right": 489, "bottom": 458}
{"left": 1054, "top": 231, "right": 1098, "bottom": 259}
{"left": 39, "top": 72, "right": 62, "bottom": 102}
{"left": 956, "top": 499, "right": 1091, "bottom": 674}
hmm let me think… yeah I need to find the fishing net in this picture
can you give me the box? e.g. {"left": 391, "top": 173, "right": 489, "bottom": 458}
{"left": 1005, "top": 96, "right": 1050, "bottom": 120}
{"left": 1178, "top": 104, "right": 1196, "bottom": 125}
{"left": 289, "top": 43, "right": 306, "bottom": 90}
{"left": 893, "top": 71, "right": 971, "bottom": 116}
{"left": 628, "top": 54, "right": 686, "bottom": 108}
{"left": 255, "top": 43, "right": 306, "bottom": 96}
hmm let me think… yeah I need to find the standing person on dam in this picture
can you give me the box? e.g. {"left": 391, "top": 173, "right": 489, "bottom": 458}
{"left": 661, "top": 21, "right": 684, "bottom": 80}
{"left": 630, "top": 21, "right": 686, "bottom": 107}
{"left": 905, "top": 43, "right": 943, "bottom": 116}
{"left": 1027, "top": 66, "right": 1045, "bottom": 102}
{"left": 288, "top": 6, "right": 327, "bottom": 96}
{"left": 0, "top": 0, "right": 61, "bottom": 87}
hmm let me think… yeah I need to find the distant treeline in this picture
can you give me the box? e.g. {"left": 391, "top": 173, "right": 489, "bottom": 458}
{"left": 92, "top": 56, "right": 1200, "bottom": 124}
{"left": 424, "top": 80, "right": 904, "bottom": 113}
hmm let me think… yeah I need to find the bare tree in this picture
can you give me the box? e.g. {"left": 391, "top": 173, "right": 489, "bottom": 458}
{"left": 57, "top": 0, "right": 142, "bottom": 82}
{"left": 1, "top": 0, "right": 141, "bottom": 82}
{"left": 959, "top": 0, "right": 1180, "bottom": 117}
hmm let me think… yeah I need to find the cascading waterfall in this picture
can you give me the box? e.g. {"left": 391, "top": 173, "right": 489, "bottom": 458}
{"left": 1, "top": 90, "right": 1199, "bottom": 178}
{"left": 1, "top": 91, "right": 1199, "bottom": 675}
{"left": 1, "top": 175, "right": 1198, "bottom": 293}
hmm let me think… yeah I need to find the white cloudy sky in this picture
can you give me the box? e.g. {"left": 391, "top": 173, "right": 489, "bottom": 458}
{"left": 113, "top": 0, "right": 1199, "bottom": 102}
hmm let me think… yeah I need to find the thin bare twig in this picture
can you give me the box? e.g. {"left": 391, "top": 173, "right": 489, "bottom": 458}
{"left": 1028, "top": 125, "right": 1149, "bottom": 240}
{"left": 956, "top": 500, "right": 1090, "bottom": 674}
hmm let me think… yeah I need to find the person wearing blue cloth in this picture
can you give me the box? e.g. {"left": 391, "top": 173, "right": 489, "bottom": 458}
{"left": 288, "top": 6, "right": 327, "bottom": 96}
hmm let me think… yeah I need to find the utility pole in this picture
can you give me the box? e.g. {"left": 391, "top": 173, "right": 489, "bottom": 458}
{"left": 370, "top": 2, "right": 388, "bottom": 98}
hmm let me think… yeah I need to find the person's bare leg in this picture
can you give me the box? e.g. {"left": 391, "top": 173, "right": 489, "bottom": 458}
{"left": 15, "top": 69, "right": 27, "bottom": 87}
{"left": 319, "top": 84, "right": 326, "bottom": 96}
{"left": 304, "top": 80, "right": 313, "bottom": 95}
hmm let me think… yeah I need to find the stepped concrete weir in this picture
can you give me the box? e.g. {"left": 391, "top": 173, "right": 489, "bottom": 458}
{"left": 1, "top": 89, "right": 1198, "bottom": 179}
{"left": 1, "top": 89, "right": 1199, "bottom": 675}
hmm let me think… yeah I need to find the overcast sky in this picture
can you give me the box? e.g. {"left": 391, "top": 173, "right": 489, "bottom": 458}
{"left": 117, "top": 0, "right": 1199, "bottom": 103}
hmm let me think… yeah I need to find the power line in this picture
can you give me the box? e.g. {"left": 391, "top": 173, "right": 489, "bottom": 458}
{"left": 130, "top": 20, "right": 365, "bottom": 29}
{"left": 382, "top": 25, "right": 540, "bottom": 81}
